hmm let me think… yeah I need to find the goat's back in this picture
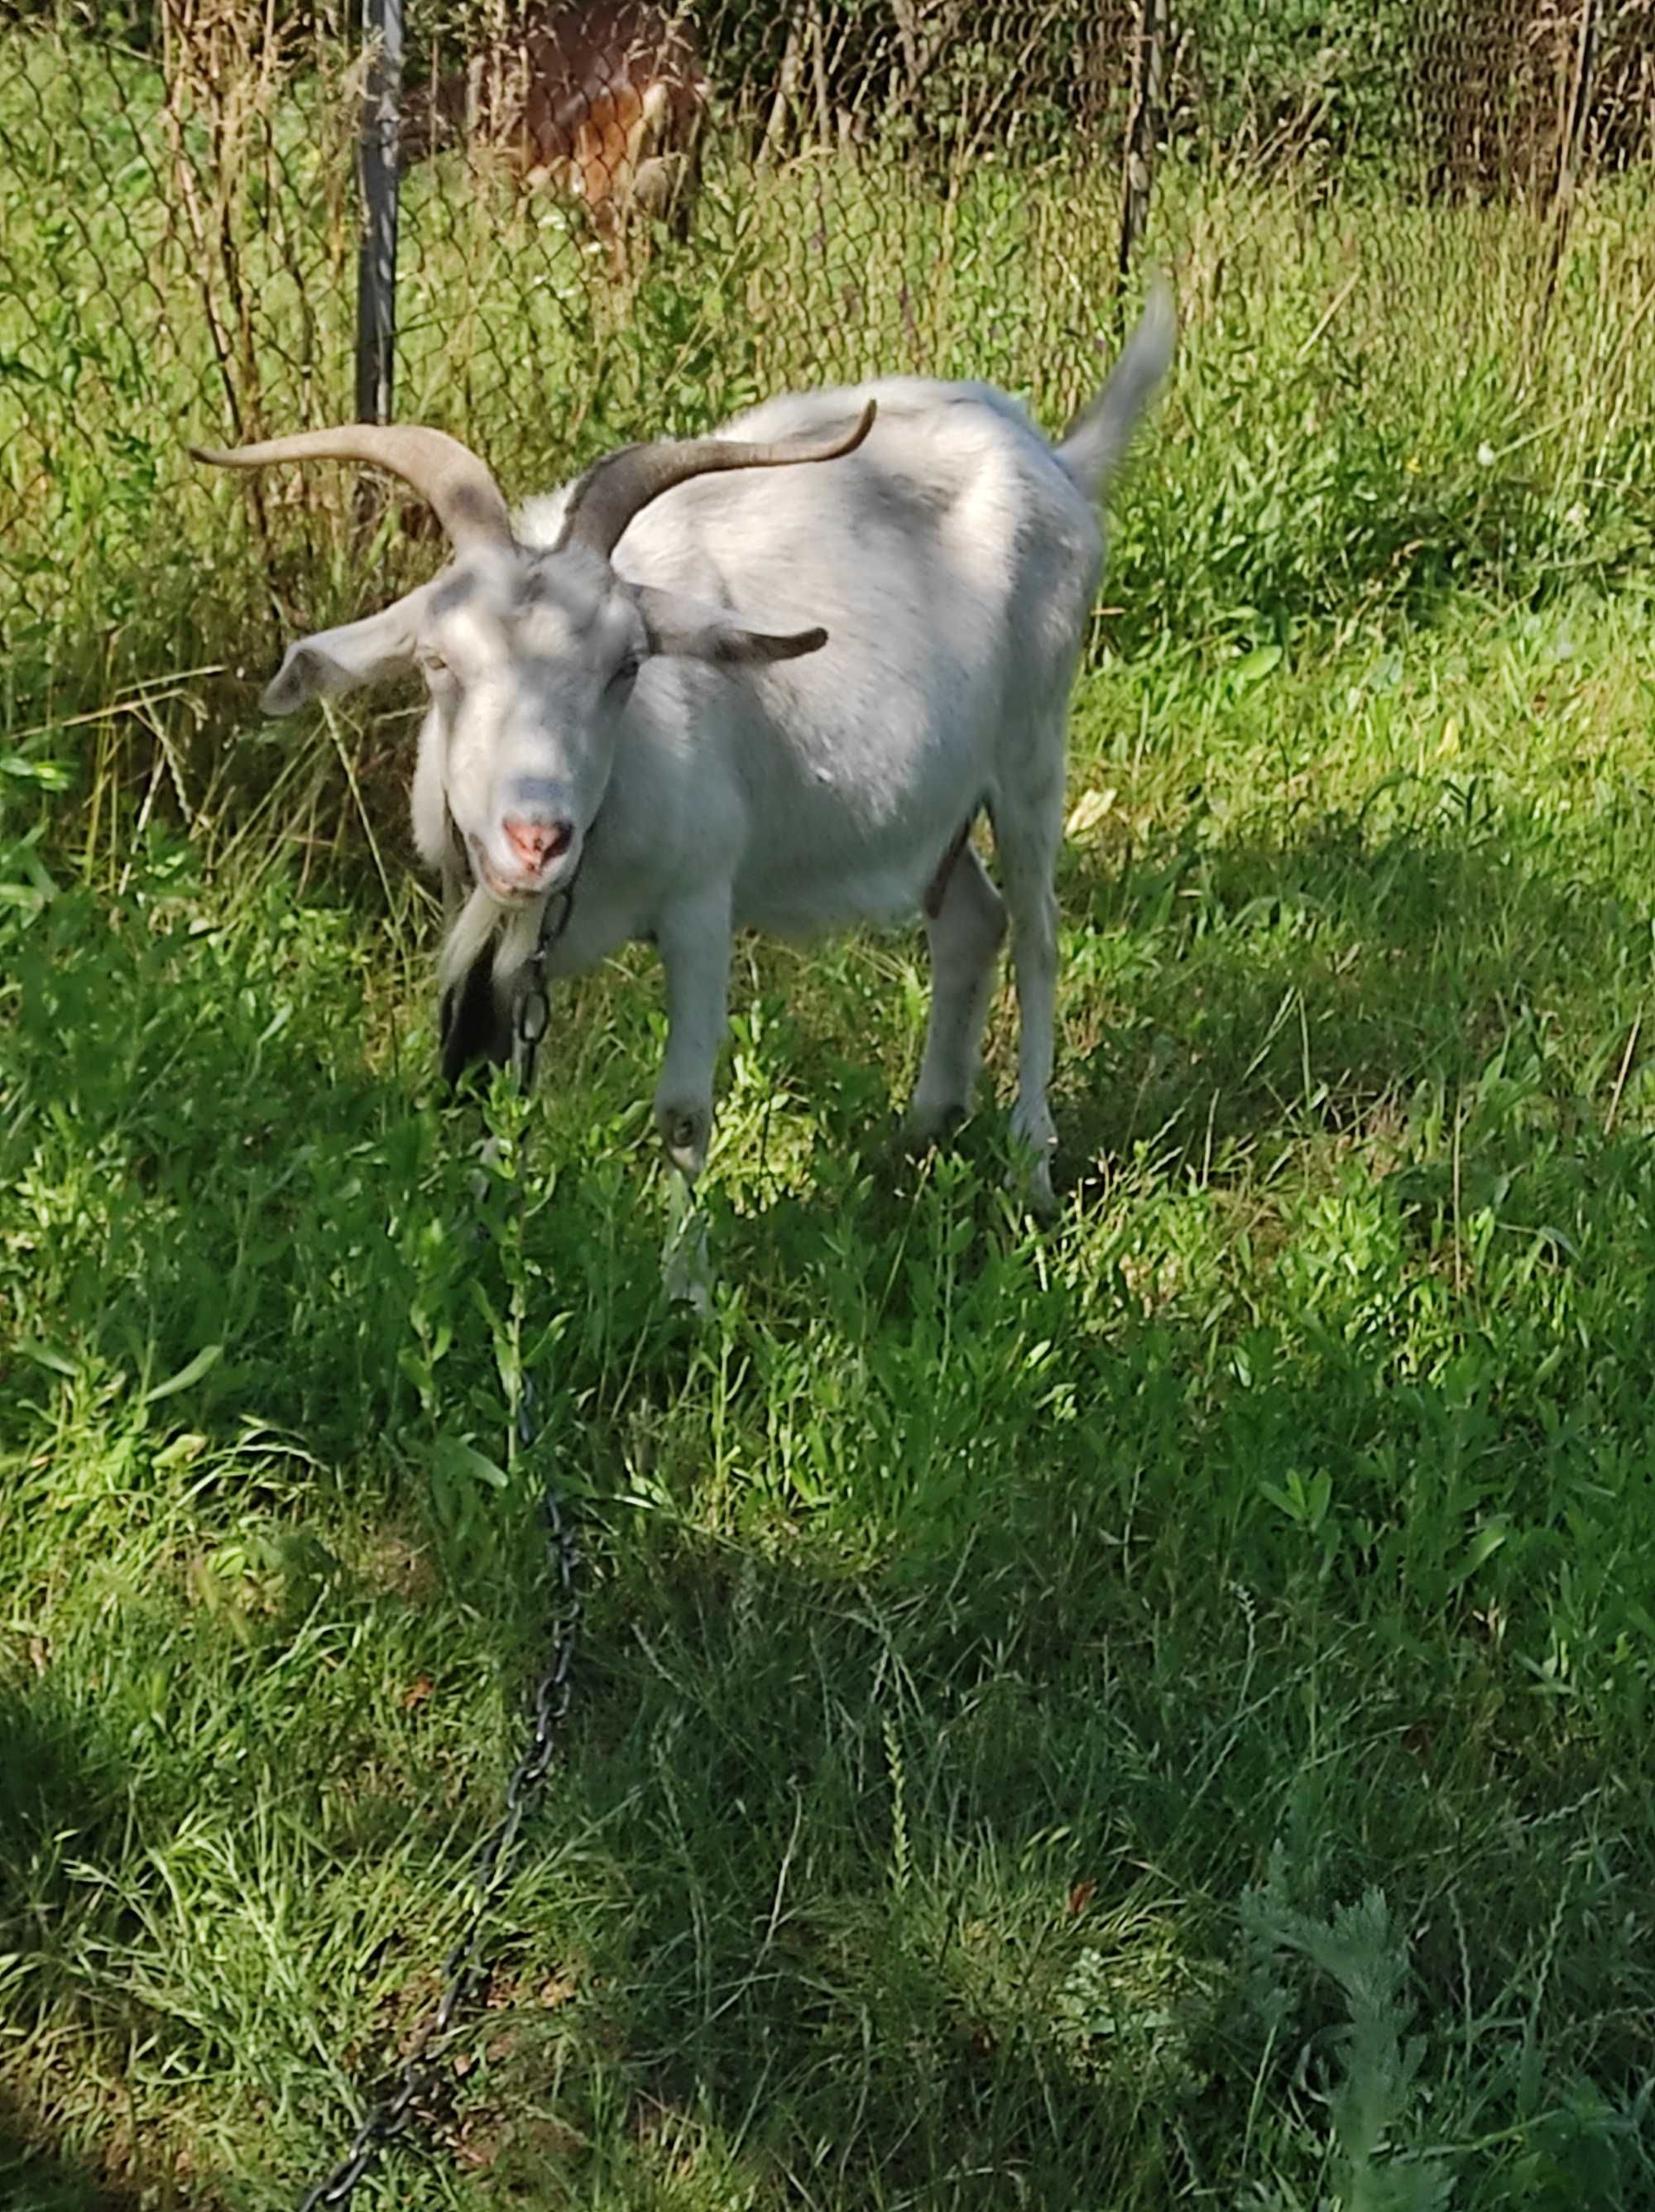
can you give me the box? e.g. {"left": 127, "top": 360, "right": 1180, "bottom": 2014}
{"left": 517, "top": 381, "right": 1106, "bottom": 934}
{"left": 520, "top": 378, "right": 1104, "bottom": 704}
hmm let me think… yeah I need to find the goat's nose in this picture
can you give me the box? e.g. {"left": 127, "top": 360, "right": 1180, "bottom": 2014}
{"left": 502, "top": 816, "right": 573, "bottom": 870}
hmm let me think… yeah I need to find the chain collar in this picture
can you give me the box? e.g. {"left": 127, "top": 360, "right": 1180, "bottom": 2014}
{"left": 508, "top": 875, "right": 577, "bottom": 1095}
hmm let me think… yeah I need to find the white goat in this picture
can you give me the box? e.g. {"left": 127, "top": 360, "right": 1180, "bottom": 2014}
{"left": 194, "top": 288, "right": 1173, "bottom": 1278}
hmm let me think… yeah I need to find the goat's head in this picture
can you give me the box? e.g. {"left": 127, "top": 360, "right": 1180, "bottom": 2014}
{"left": 191, "top": 408, "right": 875, "bottom": 905}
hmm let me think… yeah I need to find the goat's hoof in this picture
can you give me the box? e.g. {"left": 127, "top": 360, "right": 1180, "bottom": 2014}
{"left": 1025, "top": 1179, "right": 1060, "bottom": 1225}
{"left": 666, "top": 1269, "right": 713, "bottom": 1319}
{"left": 903, "top": 1099, "right": 967, "bottom": 1154}
{"left": 656, "top": 1102, "right": 711, "bottom": 1181}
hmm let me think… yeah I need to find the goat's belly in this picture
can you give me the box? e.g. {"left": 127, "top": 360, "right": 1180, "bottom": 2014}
{"left": 736, "top": 854, "right": 939, "bottom": 941}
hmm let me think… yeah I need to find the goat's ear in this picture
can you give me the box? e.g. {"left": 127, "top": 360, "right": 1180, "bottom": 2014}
{"left": 261, "top": 585, "right": 432, "bottom": 716}
{"left": 633, "top": 583, "right": 828, "bottom": 667}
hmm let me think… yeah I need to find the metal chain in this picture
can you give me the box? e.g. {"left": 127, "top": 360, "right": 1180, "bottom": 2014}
{"left": 511, "top": 877, "right": 576, "bottom": 1097}
{"left": 298, "top": 1442, "right": 580, "bottom": 2210}
{"left": 298, "top": 889, "right": 581, "bottom": 2211}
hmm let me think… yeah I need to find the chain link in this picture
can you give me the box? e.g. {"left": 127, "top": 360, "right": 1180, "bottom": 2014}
{"left": 511, "top": 880, "right": 575, "bottom": 1096}
{"left": 308, "top": 1489, "right": 575, "bottom": 2201}
{"left": 297, "top": 1456, "right": 581, "bottom": 2212}
{"left": 298, "top": 890, "right": 581, "bottom": 2211}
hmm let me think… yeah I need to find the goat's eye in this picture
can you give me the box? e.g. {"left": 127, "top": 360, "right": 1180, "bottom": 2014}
{"left": 609, "top": 652, "right": 641, "bottom": 693}
{"left": 419, "top": 649, "right": 451, "bottom": 680}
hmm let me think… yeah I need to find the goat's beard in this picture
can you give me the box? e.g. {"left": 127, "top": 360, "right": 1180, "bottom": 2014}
{"left": 438, "top": 880, "right": 546, "bottom": 1005}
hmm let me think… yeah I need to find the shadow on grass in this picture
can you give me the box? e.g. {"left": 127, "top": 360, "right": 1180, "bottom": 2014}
{"left": 3, "top": 826, "right": 1654, "bottom": 2204}
{"left": 4, "top": 1468, "right": 1651, "bottom": 2206}
{"left": 4, "top": 1261, "right": 1651, "bottom": 2205}
{"left": 0, "top": 2115, "right": 143, "bottom": 2212}
{"left": 0, "top": 1693, "right": 159, "bottom": 2211}
{"left": 279, "top": 1469, "right": 1653, "bottom": 2209}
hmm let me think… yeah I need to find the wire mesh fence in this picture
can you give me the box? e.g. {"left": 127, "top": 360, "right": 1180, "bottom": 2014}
{"left": 2, "top": 1, "right": 1653, "bottom": 746}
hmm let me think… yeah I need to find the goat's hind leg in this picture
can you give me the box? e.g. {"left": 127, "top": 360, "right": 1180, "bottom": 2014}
{"left": 653, "top": 890, "right": 732, "bottom": 1314}
{"left": 905, "top": 838, "right": 1006, "bottom": 1148}
{"left": 990, "top": 754, "right": 1064, "bottom": 1218}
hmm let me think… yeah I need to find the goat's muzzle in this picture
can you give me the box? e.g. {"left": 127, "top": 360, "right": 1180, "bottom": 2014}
{"left": 470, "top": 825, "right": 578, "bottom": 904}
{"left": 503, "top": 814, "right": 574, "bottom": 871}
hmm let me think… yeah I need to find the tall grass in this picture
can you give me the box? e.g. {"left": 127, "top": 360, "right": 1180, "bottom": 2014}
{"left": 4, "top": 16, "right": 1655, "bottom": 877}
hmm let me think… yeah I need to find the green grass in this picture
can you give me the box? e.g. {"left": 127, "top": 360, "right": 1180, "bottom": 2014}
{"left": 5, "top": 15, "right": 1655, "bottom": 743}
{"left": 7, "top": 583, "right": 1655, "bottom": 2207}
{"left": 6, "top": 13, "right": 1655, "bottom": 2208}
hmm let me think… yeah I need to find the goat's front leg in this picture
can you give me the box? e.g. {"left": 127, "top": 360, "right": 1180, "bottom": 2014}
{"left": 653, "top": 889, "right": 732, "bottom": 1312}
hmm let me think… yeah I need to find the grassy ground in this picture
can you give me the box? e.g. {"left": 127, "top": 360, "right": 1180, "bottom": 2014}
{"left": 6, "top": 18, "right": 1655, "bottom": 2211}
{"left": 7, "top": 583, "right": 1655, "bottom": 2207}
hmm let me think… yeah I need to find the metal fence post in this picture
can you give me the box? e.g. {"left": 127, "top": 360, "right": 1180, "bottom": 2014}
{"left": 1533, "top": 0, "right": 1602, "bottom": 348}
{"left": 1116, "top": 0, "right": 1164, "bottom": 293}
{"left": 356, "top": 0, "right": 403, "bottom": 427}
{"left": 1555, "top": 0, "right": 1601, "bottom": 208}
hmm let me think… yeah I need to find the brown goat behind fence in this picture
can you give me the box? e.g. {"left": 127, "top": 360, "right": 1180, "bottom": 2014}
{"left": 401, "top": 1, "right": 709, "bottom": 266}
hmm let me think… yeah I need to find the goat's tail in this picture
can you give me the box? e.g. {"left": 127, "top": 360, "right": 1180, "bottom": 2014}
{"left": 1055, "top": 276, "right": 1176, "bottom": 505}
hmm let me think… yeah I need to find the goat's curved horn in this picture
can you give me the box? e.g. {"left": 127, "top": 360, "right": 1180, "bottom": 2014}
{"left": 555, "top": 398, "right": 877, "bottom": 562}
{"left": 189, "top": 425, "right": 515, "bottom": 551}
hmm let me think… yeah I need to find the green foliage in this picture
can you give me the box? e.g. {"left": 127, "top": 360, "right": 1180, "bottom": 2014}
{"left": 1241, "top": 1850, "right": 1452, "bottom": 2210}
{"left": 7, "top": 578, "right": 1655, "bottom": 2205}
{"left": 1178, "top": 0, "right": 1422, "bottom": 166}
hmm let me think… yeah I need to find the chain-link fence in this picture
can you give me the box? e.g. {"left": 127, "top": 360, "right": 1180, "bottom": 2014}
{"left": 2, "top": 1, "right": 1653, "bottom": 749}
